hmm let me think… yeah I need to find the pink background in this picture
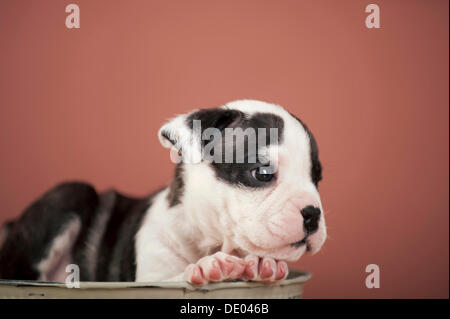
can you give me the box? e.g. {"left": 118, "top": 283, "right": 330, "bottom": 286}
{"left": 0, "top": 0, "right": 448, "bottom": 298}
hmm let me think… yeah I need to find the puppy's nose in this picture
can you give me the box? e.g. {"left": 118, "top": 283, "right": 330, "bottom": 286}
{"left": 301, "top": 206, "right": 321, "bottom": 234}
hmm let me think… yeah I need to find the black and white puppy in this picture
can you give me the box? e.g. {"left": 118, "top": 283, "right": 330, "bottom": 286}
{"left": 0, "top": 100, "right": 326, "bottom": 285}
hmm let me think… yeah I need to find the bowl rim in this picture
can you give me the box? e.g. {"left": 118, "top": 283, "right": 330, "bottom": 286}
{"left": 0, "top": 270, "right": 312, "bottom": 291}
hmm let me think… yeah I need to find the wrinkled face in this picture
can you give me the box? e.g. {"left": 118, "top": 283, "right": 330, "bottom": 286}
{"left": 158, "top": 100, "right": 326, "bottom": 262}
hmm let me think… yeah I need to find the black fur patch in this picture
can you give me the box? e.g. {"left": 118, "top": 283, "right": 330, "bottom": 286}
{"left": 210, "top": 112, "right": 284, "bottom": 188}
{"left": 186, "top": 108, "right": 244, "bottom": 136}
{"left": 186, "top": 108, "right": 285, "bottom": 188}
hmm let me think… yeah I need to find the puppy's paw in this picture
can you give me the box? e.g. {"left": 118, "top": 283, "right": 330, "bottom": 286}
{"left": 241, "top": 255, "right": 288, "bottom": 284}
{"left": 184, "top": 252, "right": 246, "bottom": 286}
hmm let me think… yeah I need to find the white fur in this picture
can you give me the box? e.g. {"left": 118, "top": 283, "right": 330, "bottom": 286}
{"left": 135, "top": 100, "right": 326, "bottom": 282}
{"left": 37, "top": 218, "right": 81, "bottom": 282}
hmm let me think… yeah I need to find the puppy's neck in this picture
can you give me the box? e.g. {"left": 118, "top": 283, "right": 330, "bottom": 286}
{"left": 162, "top": 163, "right": 240, "bottom": 257}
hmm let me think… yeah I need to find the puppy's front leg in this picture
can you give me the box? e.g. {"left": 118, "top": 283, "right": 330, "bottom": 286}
{"left": 157, "top": 252, "right": 243, "bottom": 283}
{"left": 179, "top": 252, "right": 289, "bottom": 286}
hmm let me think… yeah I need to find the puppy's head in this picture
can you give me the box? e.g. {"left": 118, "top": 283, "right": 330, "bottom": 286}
{"left": 158, "top": 100, "right": 326, "bottom": 262}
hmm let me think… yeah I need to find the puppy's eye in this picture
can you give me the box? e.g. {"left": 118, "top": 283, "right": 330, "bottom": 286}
{"left": 251, "top": 166, "right": 275, "bottom": 182}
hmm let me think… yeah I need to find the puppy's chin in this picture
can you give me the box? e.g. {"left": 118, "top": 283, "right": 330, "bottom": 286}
{"left": 267, "top": 245, "right": 307, "bottom": 262}
{"left": 263, "top": 238, "right": 324, "bottom": 262}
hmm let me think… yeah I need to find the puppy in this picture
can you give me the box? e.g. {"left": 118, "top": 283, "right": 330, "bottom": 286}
{"left": 0, "top": 100, "right": 326, "bottom": 285}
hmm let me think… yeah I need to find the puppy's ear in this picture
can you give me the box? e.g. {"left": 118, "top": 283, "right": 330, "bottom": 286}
{"left": 158, "top": 108, "right": 242, "bottom": 162}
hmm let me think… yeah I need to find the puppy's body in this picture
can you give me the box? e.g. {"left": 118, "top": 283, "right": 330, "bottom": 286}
{"left": 0, "top": 100, "right": 327, "bottom": 283}
{"left": 0, "top": 183, "right": 151, "bottom": 281}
